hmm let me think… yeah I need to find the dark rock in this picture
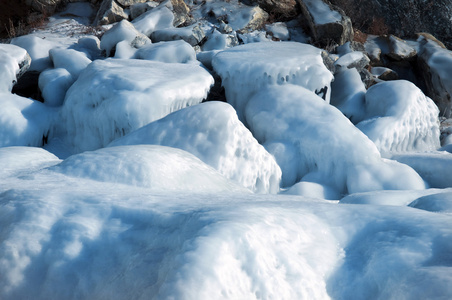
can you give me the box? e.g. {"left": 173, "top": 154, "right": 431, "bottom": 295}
{"left": 242, "top": 0, "right": 299, "bottom": 20}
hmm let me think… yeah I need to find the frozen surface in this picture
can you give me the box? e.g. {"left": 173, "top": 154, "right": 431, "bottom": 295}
{"left": 0, "top": 147, "right": 60, "bottom": 178}
{"left": 265, "top": 22, "right": 290, "bottom": 41}
{"left": 100, "top": 20, "right": 150, "bottom": 56}
{"left": 0, "top": 93, "right": 56, "bottom": 147}
{"left": 57, "top": 59, "right": 214, "bottom": 153}
{"left": 132, "top": 5, "right": 174, "bottom": 36}
{"left": 49, "top": 48, "right": 91, "bottom": 80}
{"left": 356, "top": 80, "right": 440, "bottom": 156}
{"left": 0, "top": 44, "right": 29, "bottom": 92}
{"left": 244, "top": 84, "right": 425, "bottom": 194}
{"left": 340, "top": 189, "right": 447, "bottom": 206}
{"left": 408, "top": 192, "right": 452, "bottom": 213}
{"left": 109, "top": 102, "right": 282, "bottom": 193}
{"left": 303, "top": 0, "right": 342, "bottom": 25}
{"left": 38, "top": 68, "right": 75, "bottom": 107}
{"left": 51, "top": 145, "right": 249, "bottom": 193}
{"left": 212, "top": 42, "right": 334, "bottom": 121}
{"left": 134, "top": 40, "right": 196, "bottom": 63}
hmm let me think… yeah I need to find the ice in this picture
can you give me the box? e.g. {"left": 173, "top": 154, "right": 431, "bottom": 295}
{"left": 0, "top": 44, "right": 29, "bottom": 92}
{"left": 334, "top": 51, "right": 365, "bottom": 70}
{"left": 57, "top": 59, "right": 214, "bottom": 153}
{"left": 265, "top": 22, "right": 290, "bottom": 41}
{"left": 38, "top": 68, "right": 75, "bottom": 107}
{"left": 0, "top": 93, "right": 57, "bottom": 147}
{"left": 282, "top": 181, "right": 341, "bottom": 200}
{"left": 202, "top": 29, "right": 238, "bottom": 51}
{"left": 244, "top": 84, "right": 425, "bottom": 193}
{"left": 356, "top": 80, "right": 440, "bottom": 156}
{"left": 392, "top": 151, "right": 452, "bottom": 188}
{"left": 49, "top": 48, "right": 91, "bottom": 80}
{"left": 108, "top": 102, "right": 282, "bottom": 193}
{"left": 212, "top": 41, "right": 334, "bottom": 121}
{"left": 132, "top": 4, "right": 174, "bottom": 37}
{"left": 303, "top": 0, "right": 342, "bottom": 25}
{"left": 409, "top": 192, "right": 452, "bottom": 213}
{"left": 51, "top": 145, "right": 249, "bottom": 193}
{"left": 0, "top": 147, "right": 60, "bottom": 178}
{"left": 134, "top": 40, "right": 196, "bottom": 63}
{"left": 340, "top": 189, "right": 447, "bottom": 206}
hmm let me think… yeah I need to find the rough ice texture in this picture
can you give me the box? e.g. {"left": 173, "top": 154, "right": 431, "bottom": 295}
{"left": 0, "top": 44, "right": 29, "bottom": 92}
{"left": 58, "top": 59, "right": 214, "bottom": 153}
{"left": 51, "top": 145, "right": 249, "bottom": 193}
{"left": 356, "top": 80, "right": 440, "bottom": 156}
{"left": 0, "top": 147, "right": 60, "bottom": 178}
{"left": 0, "top": 93, "right": 56, "bottom": 147}
{"left": 38, "top": 68, "right": 75, "bottom": 107}
{"left": 212, "top": 41, "right": 334, "bottom": 122}
{"left": 392, "top": 151, "right": 452, "bottom": 188}
{"left": 132, "top": 5, "right": 174, "bottom": 36}
{"left": 134, "top": 40, "right": 196, "bottom": 63}
{"left": 109, "top": 102, "right": 282, "bottom": 194}
{"left": 244, "top": 84, "right": 425, "bottom": 194}
{"left": 100, "top": 20, "right": 150, "bottom": 56}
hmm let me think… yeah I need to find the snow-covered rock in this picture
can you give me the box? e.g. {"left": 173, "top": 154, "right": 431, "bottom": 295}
{"left": 409, "top": 192, "right": 452, "bottom": 213}
{"left": 0, "top": 93, "right": 56, "bottom": 147}
{"left": 212, "top": 41, "right": 334, "bottom": 122}
{"left": 201, "top": 29, "right": 239, "bottom": 51}
{"left": 151, "top": 24, "right": 206, "bottom": 46}
{"left": 0, "top": 44, "right": 31, "bottom": 92}
{"left": 356, "top": 80, "right": 440, "bottom": 156}
{"left": 132, "top": 4, "right": 174, "bottom": 37}
{"left": 58, "top": 59, "right": 214, "bottom": 153}
{"left": 38, "top": 68, "right": 75, "bottom": 107}
{"left": 49, "top": 48, "right": 92, "bottom": 80}
{"left": 94, "top": 0, "right": 128, "bottom": 25}
{"left": 134, "top": 40, "right": 196, "bottom": 63}
{"left": 244, "top": 84, "right": 425, "bottom": 194}
{"left": 109, "top": 102, "right": 282, "bottom": 194}
{"left": 51, "top": 145, "right": 249, "bottom": 193}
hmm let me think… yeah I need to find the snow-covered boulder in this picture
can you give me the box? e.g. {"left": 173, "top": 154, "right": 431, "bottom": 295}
{"left": 356, "top": 80, "right": 440, "bottom": 156}
{"left": 212, "top": 41, "right": 334, "bottom": 122}
{"left": 38, "top": 68, "right": 74, "bottom": 107}
{"left": 132, "top": 5, "right": 174, "bottom": 37}
{"left": 49, "top": 48, "right": 91, "bottom": 80}
{"left": 244, "top": 84, "right": 425, "bottom": 194}
{"left": 0, "top": 93, "right": 56, "bottom": 147}
{"left": 134, "top": 40, "right": 196, "bottom": 63}
{"left": 51, "top": 145, "right": 249, "bottom": 193}
{"left": 58, "top": 59, "right": 214, "bottom": 153}
{"left": 201, "top": 29, "right": 239, "bottom": 51}
{"left": 0, "top": 44, "right": 31, "bottom": 93}
{"left": 151, "top": 24, "right": 205, "bottom": 46}
{"left": 109, "top": 102, "right": 282, "bottom": 194}
{"left": 409, "top": 192, "right": 452, "bottom": 213}
{"left": 247, "top": 0, "right": 298, "bottom": 19}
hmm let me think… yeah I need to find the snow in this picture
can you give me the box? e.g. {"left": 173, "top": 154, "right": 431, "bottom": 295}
{"left": 108, "top": 101, "right": 281, "bottom": 194}
{"left": 334, "top": 51, "right": 365, "bottom": 70}
{"left": 244, "top": 84, "right": 425, "bottom": 194}
{"left": 265, "top": 22, "right": 290, "bottom": 41}
{"left": 212, "top": 41, "right": 334, "bottom": 121}
{"left": 303, "top": 0, "right": 342, "bottom": 25}
{"left": 132, "top": 4, "right": 174, "bottom": 37}
{"left": 409, "top": 192, "right": 452, "bottom": 213}
{"left": 356, "top": 80, "right": 440, "bottom": 156}
{"left": 49, "top": 48, "right": 91, "bottom": 80}
{"left": 0, "top": 93, "right": 56, "bottom": 147}
{"left": 134, "top": 40, "right": 196, "bottom": 63}
{"left": 57, "top": 59, "right": 214, "bottom": 153}
{"left": 0, "top": 44, "right": 29, "bottom": 92}
{"left": 38, "top": 68, "right": 75, "bottom": 107}
{"left": 100, "top": 20, "right": 150, "bottom": 57}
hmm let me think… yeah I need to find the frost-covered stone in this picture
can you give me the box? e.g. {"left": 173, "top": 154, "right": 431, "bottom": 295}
{"left": 201, "top": 29, "right": 239, "bottom": 51}
{"left": 151, "top": 24, "right": 205, "bottom": 46}
{"left": 246, "top": 0, "right": 298, "bottom": 19}
{"left": 0, "top": 93, "right": 56, "bottom": 147}
{"left": 334, "top": 51, "right": 370, "bottom": 73}
{"left": 212, "top": 42, "right": 334, "bottom": 122}
{"left": 109, "top": 102, "right": 282, "bottom": 194}
{"left": 49, "top": 48, "right": 91, "bottom": 80}
{"left": 0, "top": 44, "right": 31, "bottom": 93}
{"left": 130, "top": 1, "right": 159, "bottom": 20}
{"left": 245, "top": 84, "right": 425, "bottom": 194}
{"left": 94, "top": 0, "right": 128, "bottom": 25}
{"left": 51, "top": 145, "right": 249, "bottom": 193}
{"left": 59, "top": 59, "right": 214, "bottom": 153}
{"left": 134, "top": 40, "right": 196, "bottom": 63}
{"left": 356, "top": 80, "right": 440, "bottom": 156}
{"left": 38, "top": 68, "right": 74, "bottom": 107}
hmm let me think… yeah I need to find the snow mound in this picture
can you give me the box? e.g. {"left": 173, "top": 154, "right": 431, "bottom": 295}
{"left": 282, "top": 181, "right": 341, "bottom": 200}
{"left": 356, "top": 80, "right": 440, "bottom": 156}
{"left": 134, "top": 40, "right": 196, "bottom": 63}
{"left": 51, "top": 145, "right": 248, "bottom": 193}
{"left": 58, "top": 59, "right": 214, "bottom": 153}
{"left": 0, "top": 44, "right": 30, "bottom": 92}
{"left": 0, "top": 147, "right": 60, "bottom": 178}
{"left": 409, "top": 192, "right": 452, "bottom": 213}
{"left": 132, "top": 5, "right": 174, "bottom": 37}
{"left": 392, "top": 151, "right": 452, "bottom": 188}
{"left": 340, "top": 189, "right": 446, "bottom": 206}
{"left": 0, "top": 93, "right": 56, "bottom": 147}
{"left": 39, "top": 68, "right": 75, "bottom": 107}
{"left": 49, "top": 48, "right": 91, "bottom": 80}
{"left": 109, "top": 102, "right": 282, "bottom": 194}
{"left": 245, "top": 84, "right": 425, "bottom": 194}
{"left": 212, "top": 41, "right": 333, "bottom": 121}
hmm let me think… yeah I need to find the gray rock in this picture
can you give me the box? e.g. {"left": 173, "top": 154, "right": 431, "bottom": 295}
{"left": 130, "top": 2, "right": 158, "bottom": 20}
{"left": 151, "top": 24, "right": 205, "bottom": 46}
{"left": 243, "top": 0, "right": 298, "bottom": 20}
{"left": 25, "top": 0, "right": 62, "bottom": 14}
{"left": 116, "top": 0, "right": 147, "bottom": 7}
{"left": 167, "top": 0, "right": 191, "bottom": 27}
{"left": 94, "top": 0, "right": 128, "bottom": 26}
{"left": 237, "top": 6, "right": 269, "bottom": 34}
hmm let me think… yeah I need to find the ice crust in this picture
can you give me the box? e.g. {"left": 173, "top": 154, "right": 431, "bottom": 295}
{"left": 244, "top": 84, "right": 425, "bottom": 194}
{"left": 109, "top": 102, "right": 282, "bottom": 193}
{"left": 39, "top": 68, "right": 75, "bottom": 107}
{"left": 0, "top": 44, "right": 29, "bottom": 92}
{"left": 58, "top": 59, "right": 214, "bottom": 153}
{"left": 212, "top": 41, "right": 334, "bottom": 122}
{"left": 356, "top": 80, "right": 440, "bottom": 156}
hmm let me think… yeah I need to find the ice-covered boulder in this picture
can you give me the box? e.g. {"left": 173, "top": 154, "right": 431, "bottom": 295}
{"left": 0, "top": 44, "right": 31, "bottom": 93}
{"left": 38, "top": 68, "right": 74, "bottom": 107}
{"left": 244, "top": 84, "right": 425, "bottom": 194}
{"left": 0, "top": 147, "right": 60, "bottom": 178}
{"left": 212, "top": 41, "right": 334, "bottom": 122}
{"left": 49, "top": 48, "right": 91, "bottom": 80}
{"left": 246, "top": 0, "right": 298, "bottom": 19}
{"left": 356, "top": 80, "right": 440, "bottom": 156}
{"left": 134, "top": 40, "right": 196, "bottom": 63}
{"left": 151, "top": 24, "right": 205, "bottom": 46}
{"left": 58, "top": 59, "right": 214, "bottom": 153}
{"left": 51, "top": 145, "right": 249, "bottom": 193}
{"left": 132, "top": 5, "right": 174, "bottom": 37}
{"left": 409, "top": 192, "right": 452, "bottom": 214}
{"left": 0, "top": 93, "right": 56, "bottom": 147}
{"left": 109, "top": 102, "right": 282, "bottom": 194}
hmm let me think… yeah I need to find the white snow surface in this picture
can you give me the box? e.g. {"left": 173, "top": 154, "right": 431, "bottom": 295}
{"left": 212, "top": 41, "right": 334, "bottom": 121}
{"left": 132, "top": 5, "right": 174, "bottom": 37}
{"left": 49, "top": 48, "right": 92, "bottom": 80}
{"left": 244, "top": 84, "right": 425, "bottom": 194}
{"left": 38, "top": 68, "right": 75, "bottom": 107}
{"left": 134, "top": 40, "right": 196, "bottom": 63}
{"left": 108, "top": 102, "right": 282, "bottom": 194}
{"left": 303, "top": 0, "right": 342, "bottom": 25}
{"left": 57, "top": 59, "right": 214, "bottom": 153}
{"left": 0, "top": 44, "right": 29, "bottom": 92}
{"left": 356, "top": 80, "right": 440, "bottom": 156}
{"left": 100, "top": 20, "right": 151, "bottom": 56}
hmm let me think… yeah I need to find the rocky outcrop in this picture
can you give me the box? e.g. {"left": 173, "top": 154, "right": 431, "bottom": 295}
{"left": 243, "top": 0, "right": 299, "bottom": 20}
{"left": 94, "top": 0, "right": 128, "bottom": 25}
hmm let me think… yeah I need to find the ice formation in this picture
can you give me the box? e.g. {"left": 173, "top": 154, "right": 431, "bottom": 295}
{"left": 38, "top": 68, "right": 75, "bottom": 107}
{"left": 132, "top": 5, "right": 174, "bottom": 37}
{"left": 244, "top": 84, "right": 425, "bottom": 193}
{"left": 49, "top": 48, "right": 91, "bottom": 80}
{"left": 212, "top": 41, "right": 334, "bottom": 122}
{"left": 0, "top": 44, "right": 29, "bottom": 92}
{"left": 356, "top": 80, "right": 440, "bottom": 156}
{"left": 134, "top": 40, "right": 196, "bottom": 63}
{"left": 109, "top": 102, "right": 282, "bottom": 193}
{"left": 58, "top": 59, "right": 214, "bottom": 153}
{"left": 100, "top": 20, "right": 150, "bottom": 56}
